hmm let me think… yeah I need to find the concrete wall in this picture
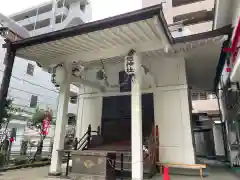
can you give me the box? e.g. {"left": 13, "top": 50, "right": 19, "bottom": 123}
{"left": 142, "top": 0, "right": 214, "bottom": 34}
{"left": 154, "top": 86, "right": 195, "bottom": 163}
{"left": 74, "top": 55, "right": 195, "bottom": 164}
{"left": 214, "top": 0, "right": 233, "bottom": 29}
{"left": 151, "top": 57, "right": 194, "bottom": 164}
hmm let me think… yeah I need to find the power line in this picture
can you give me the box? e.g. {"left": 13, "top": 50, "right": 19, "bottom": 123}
{"left": 9, "top": 86, "right": 57, "bottom": 100}
{"left": 0, "top": 67, "right": 59, "bottom": 93}
{"left": 8, "top": 95, "right": 57, "bottom": 108}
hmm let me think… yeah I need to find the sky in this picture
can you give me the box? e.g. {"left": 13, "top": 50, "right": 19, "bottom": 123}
{"left": 0, "top": 0, "right": 142, "bottom": 21}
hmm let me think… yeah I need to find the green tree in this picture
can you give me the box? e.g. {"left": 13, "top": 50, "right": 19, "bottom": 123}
{"left": 1, "top": 98, "right": 13, "bottom": 130}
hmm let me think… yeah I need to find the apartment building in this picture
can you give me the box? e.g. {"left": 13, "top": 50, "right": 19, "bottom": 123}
{"left": 10, "top": 0, "right": 92, "bottom": 36}
{"left": 142, "top": 0, "right": 215, "bottom": 36}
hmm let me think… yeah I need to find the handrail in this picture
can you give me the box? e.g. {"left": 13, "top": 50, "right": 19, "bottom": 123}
{"left": 74, "top": 124, "right": 101, "bottom": 150}
{"left": 74, "top": 131, "right": 88, "bottom": 149}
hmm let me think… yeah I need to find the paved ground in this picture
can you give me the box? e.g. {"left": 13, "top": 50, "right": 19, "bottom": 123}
{"left": 0, "top": 166, "right": 238, "bottom": 180}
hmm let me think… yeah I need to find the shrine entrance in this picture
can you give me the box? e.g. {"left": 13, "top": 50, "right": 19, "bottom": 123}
{"left": 101, "top": 93, "right": 154, "bottom": 144}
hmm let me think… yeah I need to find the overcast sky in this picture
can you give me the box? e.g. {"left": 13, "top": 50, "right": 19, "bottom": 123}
{"left": 0, "top": 0, "right": 141, "bottom": 21}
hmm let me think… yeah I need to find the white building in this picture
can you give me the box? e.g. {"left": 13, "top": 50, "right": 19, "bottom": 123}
{"left": 142, "top": 0, "right": 215, "bottom": 36}
{"left": 213, "top": 0, "right": 240, "bottom": 167}
{"left": 0, "top": 0, "right": 239, "bottom": 179}
{"left": 5, "top": 3, "right": 233, "bottom": 178}
{"left": 0, "top": 0, "right": 92, "bottom": 152}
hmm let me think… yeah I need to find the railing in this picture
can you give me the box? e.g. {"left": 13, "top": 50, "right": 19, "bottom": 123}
{"left": 117, "top": 125, "right": 159, "bottom": 178}
{"left": 64, "top": 124, "right": 101, "bottom": 176}
{"left": 73, "top": 125, "right": 101, "bottom": 150}
{"left": 64, "top": 124, "right": 159, "bottom": 177}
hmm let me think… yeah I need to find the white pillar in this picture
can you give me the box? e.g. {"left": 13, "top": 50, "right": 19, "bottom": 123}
{"left": 131, "top": 52, "right": 143, "bottom": 180}
{"left": 49, "top": 64, "right": 71, "bottom": 175}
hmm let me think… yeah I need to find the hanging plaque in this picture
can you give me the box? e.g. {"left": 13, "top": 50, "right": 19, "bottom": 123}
{"left": 124, "top": 55, "right": 135, "bottom": 75}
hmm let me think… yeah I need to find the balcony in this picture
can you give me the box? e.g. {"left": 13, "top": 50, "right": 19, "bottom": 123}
{"left": 172, "top": 0, "right": 205, "bottom": 7}
{"left": 173, "top": 9, "right": 214, "bottom": 26}
{"left": 17, "top": 6, "right": 69, "bottom": 27}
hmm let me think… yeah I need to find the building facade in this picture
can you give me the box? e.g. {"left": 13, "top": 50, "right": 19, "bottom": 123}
{"left": 0, "top": 0, "right": 92, "bottom": 151}
{"left": 0, "top": 0, "right": 91, "bottom": 117}
{"left": 142, "top": 0, "right": 215, "bottom": 36}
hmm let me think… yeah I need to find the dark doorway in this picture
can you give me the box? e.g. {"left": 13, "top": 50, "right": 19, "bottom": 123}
{"left": 101, "top": 94, "right": 154, "bottom": 144}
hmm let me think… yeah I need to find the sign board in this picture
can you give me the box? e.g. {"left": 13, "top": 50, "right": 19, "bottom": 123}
{"left": 124, "top": 55, "right": 135, "bottom": 75}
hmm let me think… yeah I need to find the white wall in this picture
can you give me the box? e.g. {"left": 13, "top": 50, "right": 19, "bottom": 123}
{"left": 0, "top": 38, "right": 59, "bottom": 114}
{"left": 151, "top": 56, "right": 195, "bottom": 164}
{"left": 76, "top": 96, "right": 103, "bottom": 138}
{"left": 154, "top": 86, "right": 195, "bottom": 164}
{"left": 74, "top": 55, "right": 195, "bottom": 164}
{"left": 142, "top": 0, "right": 164, "bottom": 8}
{"left": 4, "top": 120, "right": 27, "bottom": 152}
{"left": 231, "top": 0, "right": 240, "bottom": 27}
{"left": 76, "top": 86, "right": 103, "bottom": 139}
{"left": 214, "top": 0, "right": 233, "bottom": 29}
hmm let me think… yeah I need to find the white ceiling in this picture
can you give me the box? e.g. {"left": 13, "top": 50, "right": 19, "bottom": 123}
{"left": 185, "top": 39, "right": 223, "bottom": 91}
{"left": 16, "top": 16, "right": 169, "bottom": 67}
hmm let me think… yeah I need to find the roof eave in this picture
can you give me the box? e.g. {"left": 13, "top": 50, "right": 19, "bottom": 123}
{"left": 11, "top": 4, "right": 174, "bottom": 50}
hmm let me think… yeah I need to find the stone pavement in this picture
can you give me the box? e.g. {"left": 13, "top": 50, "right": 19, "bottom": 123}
{"left": 0, "top": 166, "right": 239, "bottom": 180}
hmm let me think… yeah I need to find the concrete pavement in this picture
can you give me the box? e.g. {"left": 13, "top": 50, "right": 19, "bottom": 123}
{"left": 0, "top": 166, "right": 239, "bottom": 180}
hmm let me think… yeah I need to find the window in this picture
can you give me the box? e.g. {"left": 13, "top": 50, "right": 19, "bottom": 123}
{"left": 70, "top": 96, "right": 77, "bottom": 104}
{"left": 26, "top": 63, "right": 35, "bottom": 76}
{"left": 80, "top": 4, "right": 86, "bottom": 12}
{"left": 68, "top": 116, "right": 76, "bottom": 125}
{"left": 172, "top": 0, "right": 204, "bottom": 7}
{"left": 30, "top": 95, "right": 38, "bottom": 108}
{"left": 199, "top": 92, "right": 207, "bottom": 100}
{"left": 191, "top": 92, "right": 199, "bottom": 100}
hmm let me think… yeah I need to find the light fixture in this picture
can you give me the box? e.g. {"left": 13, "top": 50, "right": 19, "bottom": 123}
{"left": 214, "top": 120, "right": 222, "bottom": 124}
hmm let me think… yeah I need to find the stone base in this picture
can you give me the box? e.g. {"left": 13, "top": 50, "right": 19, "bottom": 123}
{"left": 71, "top": 174, "right": 110, "bottom": 180}
{"left": 71, "top": 150, "right": 116, "bottom": 179}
